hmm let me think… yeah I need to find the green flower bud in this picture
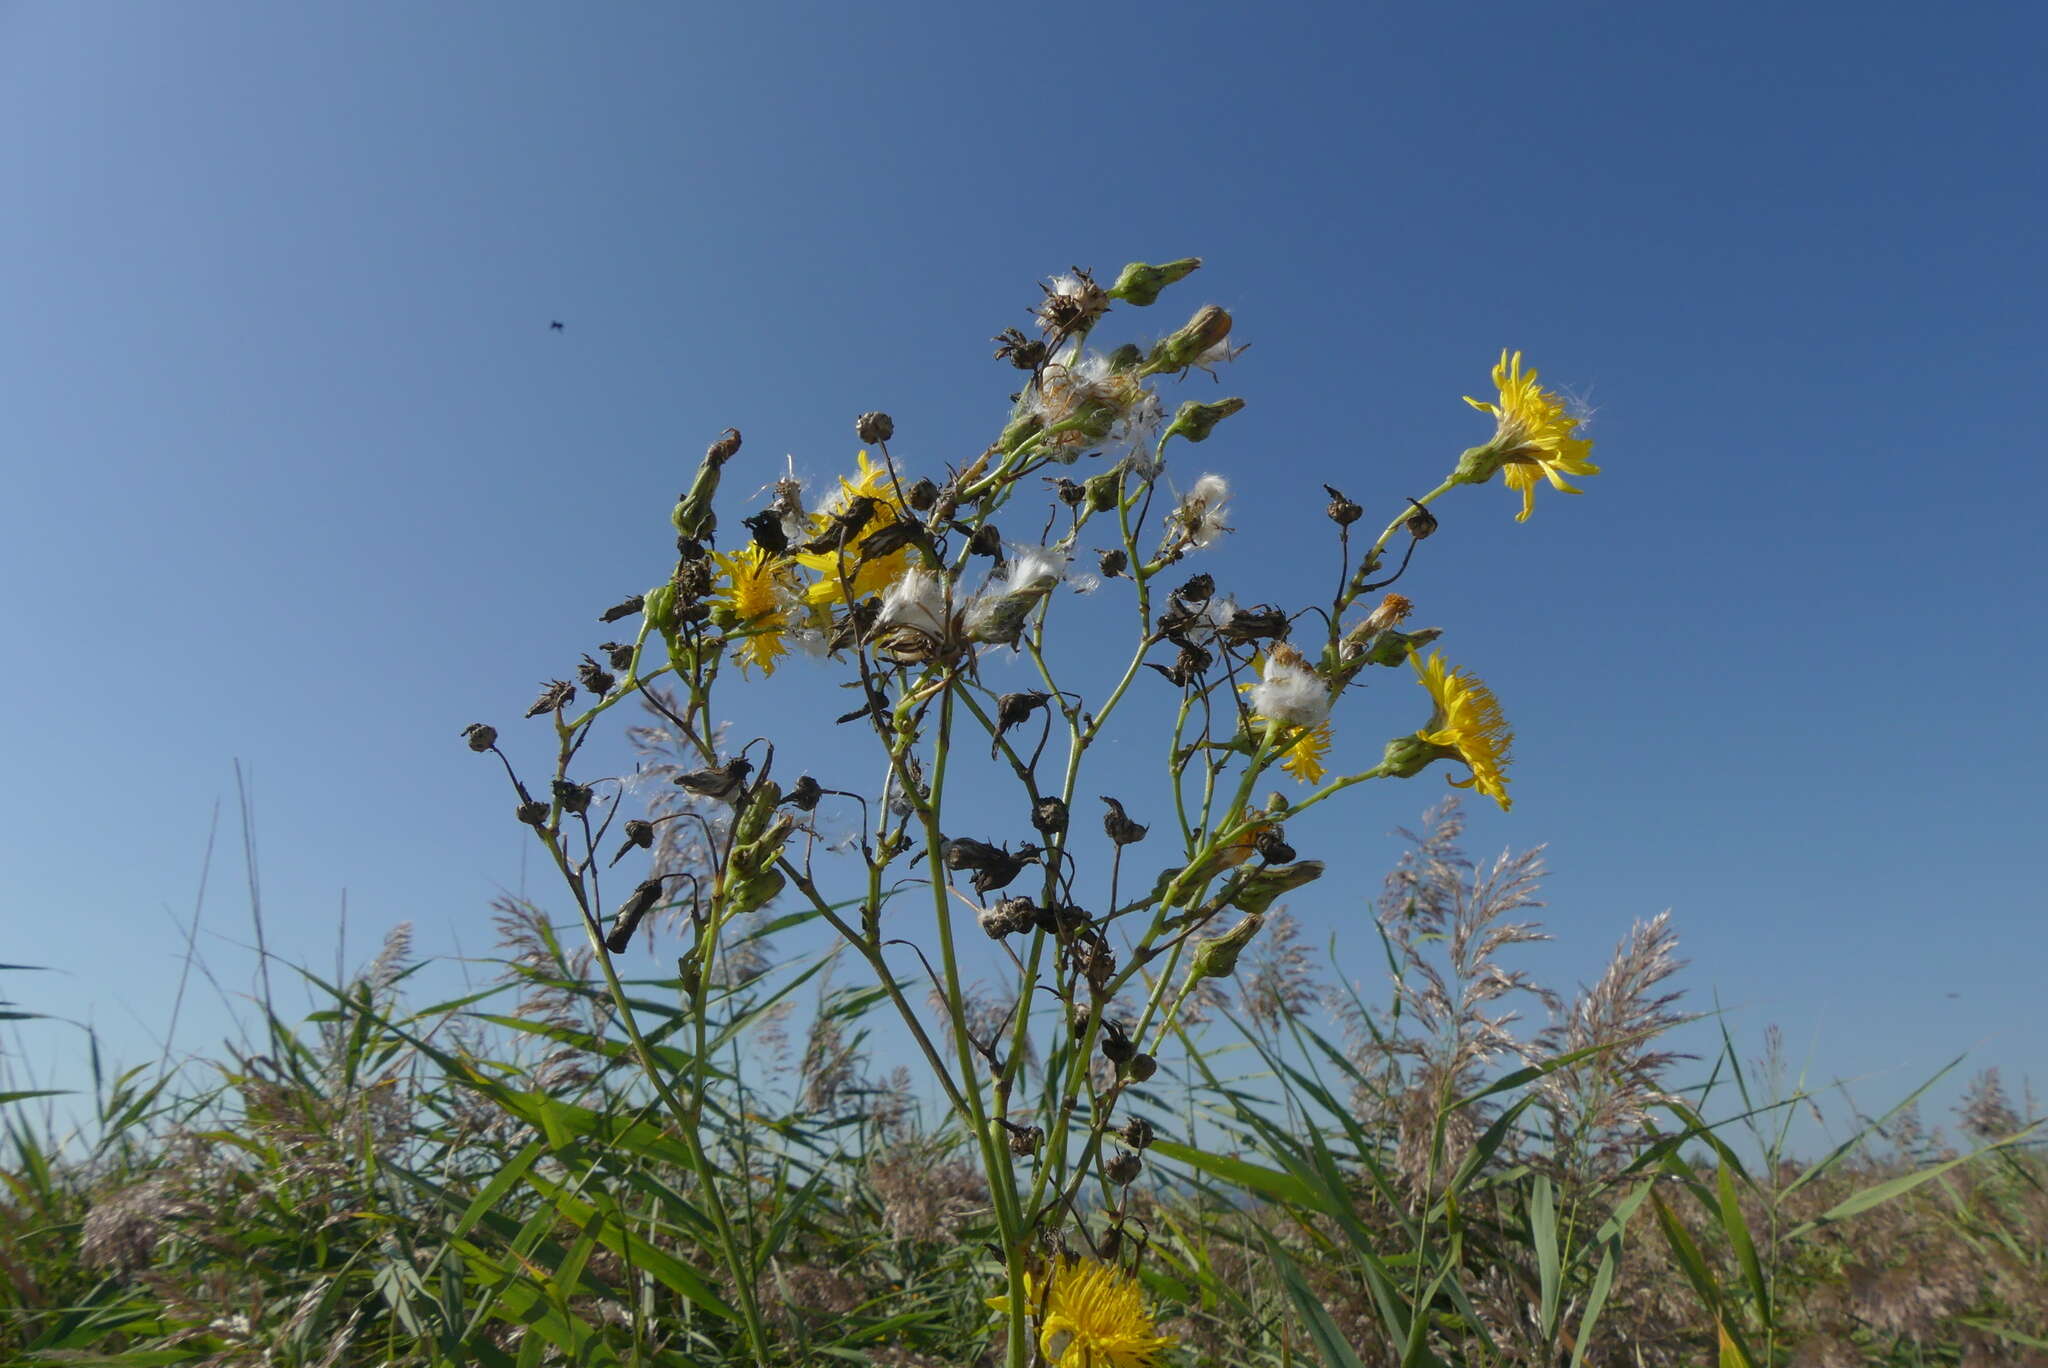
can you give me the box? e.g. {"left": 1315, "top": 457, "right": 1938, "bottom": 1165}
{"left": 1188, "top": 913, "right": 1263, "bottom": 980}
{"left": 1229, "top": 861, "right": 1324, "bottom": 916}
{"left": 643, "top": 583, "right": 679, "bottom": 634}
{"left": 1109, "top": 258, "right": 1202, "bottom": 306}
{"left": 998, "top": 412, "right": 1044, "bottom": 453}
{"left": 1106, "top": 342, "right": 1144, "bottom": 372}
{"left": 1146, "top": 305, "right": 1233, "bottom": 373}
{"left": 1363, "top": 626, "right": 1442, "bottom": 669}
{"left": 1162, "top": 397, "right": 1245, "bottom": 446}
{"left": 1083, "top": 470, "right": 1122, "bottom": 512}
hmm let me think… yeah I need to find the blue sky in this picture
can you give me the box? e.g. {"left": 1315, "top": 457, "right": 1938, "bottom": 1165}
{"left": 2, "top": 2, "right": 2041, "bottom": 1142}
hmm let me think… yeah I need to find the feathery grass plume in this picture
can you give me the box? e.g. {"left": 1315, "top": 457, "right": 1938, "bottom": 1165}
{"left": 1239, "top": 908, "right": 1322, "bottom": 1034}
{"left": 1536, "top": 909, "right": 1693, "bottom": 1178}
{"left": 1957, "top": 1066, "right": 2025, "bottom": 1141}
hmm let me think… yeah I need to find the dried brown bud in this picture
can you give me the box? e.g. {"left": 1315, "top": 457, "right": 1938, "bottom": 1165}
{"left": 705, "top": 427, "right": 743, "bottom": 466}
{"left": 551, "top": 779, "right": 593, "bottom": 816}
{"left": 855, "top": 411, "right": 894, "bottom": 444}
{"left": 1006, "top": 1123, "right": 1043, "bottom": 1157}
{"left": 1053, "top": 477, "right": 1086, "bottom": 507}
{"left": 741, "top": 508, "right": 789, "bottom": 555}
{"left": 610, "top": 818, "right": 655, "bottom": 866}
{"left": 980, "top": 896, "right": 1039, "bottom": 940}
{"left": 784, "top": 775, "right": 824, "bottom": 812}
{"left": 1403, "top": 499, "right": 1439, "bottom": 540}
{"left": 577, "top": 655, "right": 615, "bottom": 697}
{"left": 515, "top": 799, "right": 550, "bottom": 828}
{"left": 1099, "top": 1019, "right": 1137, "bottom": 1063}
{"left": 1105, "top": 1149, "right": 1142, "bottom": 1185}
{"left": 1323, "top": 484, "right": 1363, "bottom": 527}
{"left": 599, "top": 594, "right": 645, "bottom": 624}
{"left": 1175, "top": 573, "right": 1214, "bottom": 603}
{"left": 1126, "top": 1052, "right": 1158, "bottom": 1083}
{"left": 1254, "top": 827, "right": 1297, "bottom": 864}
{"left": 967, "top": 524, "right": 1002, "bottom": 558}
{"left": 1118, "top": 1116, "right": 1155, "bottom": 1149}
{"left": 906, "top": 477, "right": 939, "bottom": 511}
{"left": 525, "top": 679, "right": 576, "bottom": 718}
{"left": 675, "top": 757, "right": 753, "bottom": 803}
{"left": 605, "top": 876, "right": 667, "bottom": 954}
{"left": 992, "top": 326, "right": 1050, "bottom": 372}
{"left": 1218, "top": 606, "right": 1290, "bottom": 644}
{"left": 461, "top": 722, "right": 498, "bottom": 752}
{"left": 996, "top": 690, "right": 1051, "bottom": 737}
{"left": 1031, "top": 796, "right": 1069, "bottom": 838}
{"left": 600, "top": 641, "right": 635, "bottom": 672}
{"left": 1097, "top": 548, "right": 1127, "bottom": 579}
{"left": 1101, "top": 796, "right": 1149, "bottom": 846}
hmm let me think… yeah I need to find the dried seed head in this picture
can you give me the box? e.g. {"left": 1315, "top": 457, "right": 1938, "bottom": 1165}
{"left": 1254, "top": 827, "right": 1297, "bottom": 864}
{"left": 967, "top": 524, "right": 1002, "bottom": 558}
{"left": 705, "top": 427, "right": 743, "bottom": 466}
{"left": 992, "top": 326, "right": 1050, "bottom": 372}
{"left": 516, "top": 799, "right": 550, "bottom": 828}
{"left": 525, "top": 679, "right": 576, "bottom": 718}
{"left": 600, "top": 641, "right": 635, "bottom": 672}
{"left": 1403, "top": 499, "right": 1439, "bottom": 539}
{"left": 1007, "top": 1123, "right": 1043, "bottom": 1157}
{"left": 675, "top": 756, "right": 754, "bottom": 803}
{"left": 1097, "top": 548, "right": 1128, "bottom": 579}
{"left": 1035, "top": 267, "right": 1109, "bottom": 339}
{"left": 623, "top": 819, "right": 654, "bottom": 848}
{"left": 1101, "top": 796, "right": 1149, "bottom": 846}
{"left": 1053, "top": 477, "right": 1086, "bottom": 507}
{"left": 1105, "top": 1149, "right": 1143, "bottom": 1185}
{"left": 1099, "top": 1018, "right": 1137, "bottom": 1063}
{"left": 606, "top": 876, "right": 666, "bottom": 954}
{"left": 996, "top": 690, "right": 1051, "bottom": 737}
{"left": 785, "top": 775, "right": 824, "bottom": 812}
{"left": 599, "top": 594, "right": 645, "bottom": 624}
{"left": 551, "top": 779, "right": 594, "bottom": 816}
{"left": 1071, "top": 1004, "right": 1092, "bottom": 1034}
{"left": 741, "top": 508, "right": 789, "bottom": 555}
{"left": 462, "top": 722, "right": 498, "bottom": 752}
{"left": 1323, "top": 484, "right": 1363, "bottom": 527}
{"left": 1126, "top": 1052, "right": 1158, "bottom": 1083}
{"left": 906, "top": 477, "right": 939, "bottom": 511}
{"left": 1361, "top": 593, "right": 1414, "bottom": 636}
{"left": 981, "top": 896, "right": 1039, "bottom": 940}
{"left": 1118, "top": 1116, "right": 1155, "bottom": 1149}
{"left": 1175, "top": 573, "right": 1214, "bottom": 603}
{"left": 1031, "top": 796, "right": 1070, "bottom": 838}
{"left": 577, "top": 654, "right": 615, "bottom": 697}
{"left": 855, "top": 411, "right": 895, "bottom": 444}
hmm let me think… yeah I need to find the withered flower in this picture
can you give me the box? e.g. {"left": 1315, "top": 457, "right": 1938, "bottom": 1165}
{"left": 942, "top": 837, "right": 1042, "bottom": 894}
{"left": 605, "top": 876, "right": 667, "bottom": 954}
{"left": 906, "top": 477, "right": 939, "bottom": 511}
{"left": 675, "top": 756, "right": 754, "bottom": 803}
{"left": 599, "top": 641, "right": 635, "bottom": 672}
{"left": 1118, "top": 1116, "right": 1155, "bottom": 1149}
{"left": 980, "top": 896, "right": 1039, "bottom": 940}
{"left": 996, "top": 690, "right": 1051, "bottom": 738}
{"left": 551, "top": 779, "right": 593, "bottom": 816}
{"left": 609, "top": 818, "right": 655, "bottom": 866}
{"left": 741, "top": 508, "right": 789, "bottom": 555}
{"left": 576, "top": 654, "right": 615, "bottom": 697}
{"left": 855, "top": 411, "right": 894, "bottom": 443}
{"left": 1104, "top": 1150, "right": 1142, "bottom": 1185}
{"left": 1175, "top": 573, "right": 1214, "bottom": 603}
{"left": 784, "top": 775, "right": 824, "bottom": 812}
{"left": 1403, "top": 498, "right": 1439, "bottom": 539}
{"left": 799, "top": 496, "right": 879, "bottom": 554}
{"left": 1099, "top": 1018, "right": 1137, "bottom": 1063}
{"left": 599, "top": 594, "right": 645, "bottom": 624}
{"left": 1218, "top": 605, "right": 1289, "bottom": 644}
{"left": 992, "top": 326, "right": 1050, "bottom": 372}
{"left": 1101, "top": 797, "right": 1149, "bottom": 846}
{"left": 461, "top": 722, "right": 498, "bottom": 752}
{"left": 1126, "top": 1053, "right": 1158, "bottom": 1083}
{"left": 525, "top": 679, "right": 576, "bottom": 717}
{"left": 1031, "top": 796, "right": 1069, "bottom": 838}
{"left": 1324, "top": 484, "right": 1363, "bottom": 527}
{"left": 1097, "top": 548, "right": 1127, "bottom": 579}
{"left": 515, "top": 799, "right": 550, "bottom": 828}
{"left": 1253, "top": 827, "right": 1297, "bottom": 864}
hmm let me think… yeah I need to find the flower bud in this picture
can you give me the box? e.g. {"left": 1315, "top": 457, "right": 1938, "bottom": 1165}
{"left": 1147, "top": 305, "right": 1233, "bottom": 372}
{"left": 1161, "top": 396, "right": 1246, "bottom": 446}
{"left": 1105, "top": 1149, "right": 1143, "bottom": 1185}
{"left": 462, "top": 723, "right": 498, "bottom": 752}
{"left": 1230, "top": 861, "right": 1324, "bottom": 916}
{"left": 1126, "top": 1053, "right": 1158, "bottom": 1083}
{"left": 855, "top": 411, "right": 895, "bottom": 444}
{"left": 1083, "top": 471, "right": 1121, "bottom": 512}
{"left": 1108, "top": 257, "right": 1201, "bottom": 307}
{"left": 1105, "top": 342, "right": 1143, "bottom": 372}
{"left": 1362, "top": 626, "right": 1442, "bottom": 669}
{"left": 1189, "top": 914, "right": 1263, "bottom": 980}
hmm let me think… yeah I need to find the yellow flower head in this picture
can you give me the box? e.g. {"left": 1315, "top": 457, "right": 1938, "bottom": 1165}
{"left": 1463, "top": 350, "right": 1599, "bottom": 522}
{"left": 711, "top": 545, "right": 795, "bottom": 677}
{"left": 1412, "top": 651, "right": 1514, "bottom": 810}
{"left": 1279, "top": 721, "right": 1331, "bottom": 784}
{"left": 988, "top": 1257, "right": 1177, "bottom": 1368}
{"left": 793, "top": 450, "right": 915, "bottom": 607}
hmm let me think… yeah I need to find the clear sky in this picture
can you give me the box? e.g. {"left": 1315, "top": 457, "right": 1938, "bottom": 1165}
{"left": 3, "top": 2, "right": 2041, "bottom": 1138}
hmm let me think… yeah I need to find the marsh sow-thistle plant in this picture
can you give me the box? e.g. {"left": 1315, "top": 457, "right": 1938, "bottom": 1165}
{"left": 467, "top": 257, "right": 1600, "bottom": 1365}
